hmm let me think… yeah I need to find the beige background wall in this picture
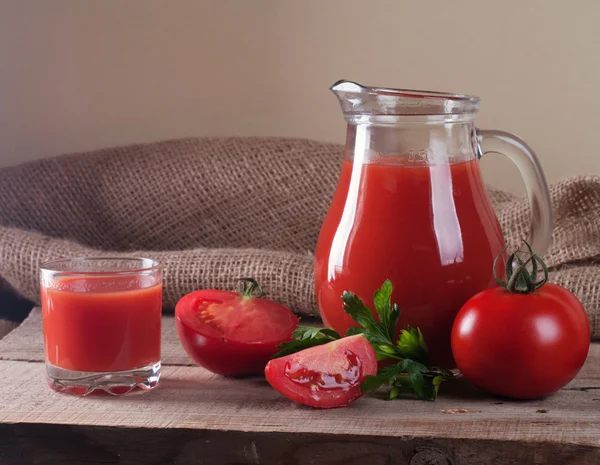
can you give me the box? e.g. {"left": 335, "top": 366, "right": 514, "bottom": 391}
{"left": 1, "top": 0, "right": 599, "bottom": 194}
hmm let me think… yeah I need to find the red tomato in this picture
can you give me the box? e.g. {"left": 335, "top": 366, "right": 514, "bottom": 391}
{"left": 264, "top": 334, "right": 377, "bottom": 408}
{"left": 175, "top": 287, "right": 298, "bottom": 376}
{"left": 451, "top": 283, "right": 590, "bottom": 399}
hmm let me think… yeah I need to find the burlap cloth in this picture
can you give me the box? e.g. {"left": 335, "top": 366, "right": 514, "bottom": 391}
{"left": 0, "top": 137, "right": 598, "bottom": 339}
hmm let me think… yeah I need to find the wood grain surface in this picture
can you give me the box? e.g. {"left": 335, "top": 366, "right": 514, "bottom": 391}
{"left": 1, "top": 424, "right": 599, "bottom": 465}
{"left": 0, "top": 311, "right": 599, "bottom": 464}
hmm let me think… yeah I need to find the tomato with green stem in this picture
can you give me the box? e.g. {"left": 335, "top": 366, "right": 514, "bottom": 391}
{"left": 451, "top": 243, "right": 590, "bottom": 399}
{"left": 175, "top": 279, "right": 299, "bottom": 376}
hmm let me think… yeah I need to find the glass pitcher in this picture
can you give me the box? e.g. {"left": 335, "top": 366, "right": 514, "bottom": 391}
{"left": 315, "top": 80, "right": 554, "bottom": 368}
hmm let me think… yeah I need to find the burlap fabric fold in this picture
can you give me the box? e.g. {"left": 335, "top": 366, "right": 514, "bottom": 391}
{"left": 0, "top": 137, "right": 598, "bottom": 339}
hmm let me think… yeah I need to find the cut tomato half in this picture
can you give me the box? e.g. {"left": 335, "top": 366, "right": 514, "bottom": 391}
{"left": 175, "top": 287, "right": 298, "bottom": 376}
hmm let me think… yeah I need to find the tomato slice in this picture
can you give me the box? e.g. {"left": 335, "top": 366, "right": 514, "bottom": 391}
{"left": 175, "top": 289, "right": 298, "bottom": 376}
{"left": 264, "top": 335, "right": 377, "bottom": 408}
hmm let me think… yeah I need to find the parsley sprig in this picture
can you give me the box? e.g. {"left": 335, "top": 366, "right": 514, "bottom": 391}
{"left": 273, "top": 280, "right": 454, "bottom": 401}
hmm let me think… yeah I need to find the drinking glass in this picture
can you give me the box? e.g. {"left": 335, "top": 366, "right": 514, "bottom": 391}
{"left": 40, "top": 257, "right": 162, "bottom": 395}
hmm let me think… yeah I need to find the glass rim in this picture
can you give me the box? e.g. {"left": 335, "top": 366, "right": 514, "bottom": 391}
{"left": 362, "top": 86, "right": 479, "bottom": 104}
{"left": 331, "top": 80, "right": 480, "bottom": 116}
{"left": 40, "top": 257, "right": 161, "bottom": 275}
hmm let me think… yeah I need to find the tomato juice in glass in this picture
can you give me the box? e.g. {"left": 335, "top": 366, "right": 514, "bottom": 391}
{"left": 40, "top": 258, "right": 162, "bottom": 395}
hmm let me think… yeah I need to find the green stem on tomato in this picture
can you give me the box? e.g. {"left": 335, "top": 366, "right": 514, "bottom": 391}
{"left": 494, "top": 241, "right": 549, "bottom": 294}
{"left": 238, "top": 278, "right": 264, "bottom": 298}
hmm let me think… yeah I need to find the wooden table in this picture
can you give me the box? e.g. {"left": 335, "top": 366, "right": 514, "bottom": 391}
{"left": 0, "top": 310, "right": 598, "bottom": 465}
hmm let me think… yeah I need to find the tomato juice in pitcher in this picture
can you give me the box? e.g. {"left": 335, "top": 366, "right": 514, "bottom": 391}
{"left": 315, "top": 81, "right": 554, "bottom": 368}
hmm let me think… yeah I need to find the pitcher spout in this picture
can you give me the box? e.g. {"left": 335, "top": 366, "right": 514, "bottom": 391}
{"left": 330, "top": 79, "right": 366, "bottom": 96}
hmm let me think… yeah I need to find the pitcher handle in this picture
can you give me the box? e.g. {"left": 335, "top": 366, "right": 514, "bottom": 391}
{"left": 476, "top": 129, "right": 554, "bottom": 256}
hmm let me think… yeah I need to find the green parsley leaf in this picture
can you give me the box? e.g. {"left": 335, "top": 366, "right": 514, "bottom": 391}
{"left": 344, "top": 326, "right": 366, "bottom": 337}
{"left": 342, "top": 291, "right": 394, "bottom": 346}
{"left": 293, "top": 326, "right": 341, "bottom": 341}
{"left": 405, "top": 359, "right": 429, "bottom": 399}
{"left": 361, "top": 358, "right": 447, "bottom": 401}
{"left": 397, "top": 326, "right": 430, "bottom": 365}
{"left": 272, "top": 326, "right": 341, "bottom": 359}
{"left": 387, "top": 386, "right": 400, "bottom": 400}
{"left": 373, "top": 280, "right": 402, "bottom": 342}
{"left": 432, "top": 375, "right": 444, "bottom": 397}
{"left": 360, "top": 362, "right": 408, "bottom": 393}
{"left": 373, "top": 280, "right": 392, "bottom": 337}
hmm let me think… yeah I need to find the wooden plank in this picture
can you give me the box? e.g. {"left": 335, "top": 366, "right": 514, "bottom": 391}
{"left": 1, "top": 424, "right": 599, "bottom": 465}
{"left": 0, "top": 361, "right": 599, "bottom": 465}
{"left": 0, "top": 353, "right": 599, "bottom": 443}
